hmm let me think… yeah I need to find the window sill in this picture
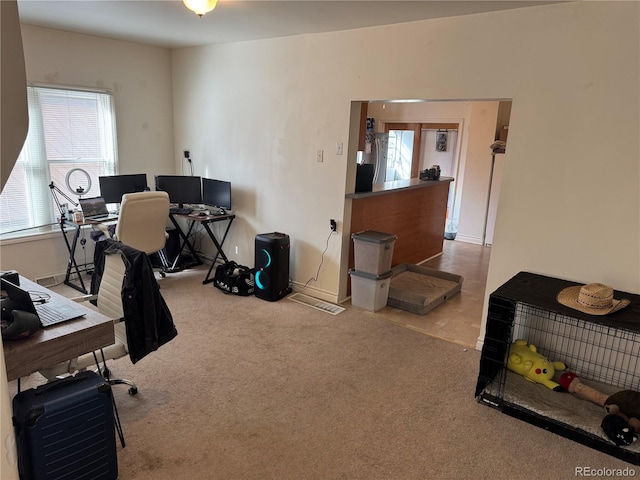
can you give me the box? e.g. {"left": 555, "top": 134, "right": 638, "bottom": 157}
{"left": 0, "top": 223, "right": 78, "bottom": 246}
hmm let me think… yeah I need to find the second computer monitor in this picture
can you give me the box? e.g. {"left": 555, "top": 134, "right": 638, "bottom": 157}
{"left": 202, "top": 178, "right": 232, "bottom": 211}
{"left": 98, "top": 174, "right": 148, "bottom": 204}
{"left": 154, "top": 175, "right": 202, "bottom": 207}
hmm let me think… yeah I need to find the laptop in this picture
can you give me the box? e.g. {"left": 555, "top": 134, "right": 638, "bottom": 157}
{"left": 2, "top": 280, "right": 86, "bottom": 327}
{"left": 79, "top": 196, "right": 118, "bottom": 221}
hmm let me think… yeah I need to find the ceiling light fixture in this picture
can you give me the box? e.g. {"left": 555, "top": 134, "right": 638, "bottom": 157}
{"left": 183, "top": 0, "right": 218, "bottom": 17}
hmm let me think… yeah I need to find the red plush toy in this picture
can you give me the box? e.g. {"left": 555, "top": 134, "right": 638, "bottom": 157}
{"left": 560, "top": 372, "right": 640, "bottom": 446}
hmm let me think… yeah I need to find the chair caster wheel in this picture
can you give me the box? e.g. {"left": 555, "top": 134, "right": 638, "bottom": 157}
{"left": 160, "top": 271, "right": 166, "bottom": 278}
{"left": 128, "top": 387, "right": 138, "bottom": 395}
{"left": 101, "top": 367, "right": 111, "bottom": 378}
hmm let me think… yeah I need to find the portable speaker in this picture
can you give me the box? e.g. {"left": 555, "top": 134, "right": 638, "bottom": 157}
{"left": 254, "top": 232, "right": 290, "bottom": 301}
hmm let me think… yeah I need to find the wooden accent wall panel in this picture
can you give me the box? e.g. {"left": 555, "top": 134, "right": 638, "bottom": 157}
{"left": 348, "top": 182, "right": 450, "bottom": 275}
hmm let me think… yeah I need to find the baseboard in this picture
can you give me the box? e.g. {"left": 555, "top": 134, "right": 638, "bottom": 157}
{"left": 289, "top": 282, "right": 339, "bottom": 305}
{"left": 454, "top": 234, "right": 484, "bottom": 245}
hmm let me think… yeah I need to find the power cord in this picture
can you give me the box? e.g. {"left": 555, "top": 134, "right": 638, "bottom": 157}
{"left": 301, "top": 230, "right": 335, "bottom": 290}
{"left": 29, "top": 291, "right": 51, "bottom": 304}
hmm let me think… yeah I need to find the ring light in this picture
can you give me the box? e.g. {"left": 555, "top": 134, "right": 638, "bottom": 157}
{"left": 65, "top": 168, "right": 92, "bottom": 196}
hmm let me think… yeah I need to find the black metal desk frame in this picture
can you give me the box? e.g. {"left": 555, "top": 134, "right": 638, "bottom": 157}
{"left": 168, "top": 212, "right": 236, "bottom": 284}
{"left": 59, "top": 218, "right": 102, "bottom": 294}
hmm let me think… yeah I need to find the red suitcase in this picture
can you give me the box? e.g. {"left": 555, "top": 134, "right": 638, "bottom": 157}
{"left": 12, "top": 371, "right": 118, "bottom": 480}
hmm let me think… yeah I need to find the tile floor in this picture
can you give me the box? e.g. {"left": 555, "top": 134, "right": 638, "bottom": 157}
{"left": 371, "top": 240, "right": 491, "bottom": 349}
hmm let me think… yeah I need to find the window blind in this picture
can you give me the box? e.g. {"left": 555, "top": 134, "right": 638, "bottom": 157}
{"left": 0, "top": 86, "right": 118, "bottom": 235}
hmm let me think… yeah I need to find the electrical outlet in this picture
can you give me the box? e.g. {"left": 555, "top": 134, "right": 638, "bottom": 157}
{"left": 330, "top": 219, "right": 337, "bottom": 232}
{"left": 183, "top": 150, "right": 190, "bottom": 159}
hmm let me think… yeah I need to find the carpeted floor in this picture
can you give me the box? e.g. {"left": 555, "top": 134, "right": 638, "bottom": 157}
{"left": 9, "top": 265, "right": 635, "bottom": 479}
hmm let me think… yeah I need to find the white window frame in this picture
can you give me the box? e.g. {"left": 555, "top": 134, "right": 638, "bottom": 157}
{"left": 0, "top": 85, "right": 118, "bottom": 238}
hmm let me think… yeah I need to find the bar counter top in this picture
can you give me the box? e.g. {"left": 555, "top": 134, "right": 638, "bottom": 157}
{"left": 345, "top": 177, "right": 454, "bottom": 199}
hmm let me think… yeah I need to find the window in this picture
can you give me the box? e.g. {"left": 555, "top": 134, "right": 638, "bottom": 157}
{"left": 0, "top": 86, "right": 117, "bottom": 235}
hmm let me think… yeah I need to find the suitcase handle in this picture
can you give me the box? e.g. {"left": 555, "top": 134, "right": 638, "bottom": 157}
{"left": 35, "top": 373, "right": 90, "bottom": 395}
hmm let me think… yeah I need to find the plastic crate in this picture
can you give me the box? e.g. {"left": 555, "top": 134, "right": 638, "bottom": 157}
{"left": 348, "top": 269, "right": 392, "bottom": 312}
{"left": 351, "top": 230, "right": 397, "bottom": 275}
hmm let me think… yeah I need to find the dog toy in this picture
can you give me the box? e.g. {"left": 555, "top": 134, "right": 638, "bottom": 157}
{"left": 507, "top": 340, "right": 566, "bottom": 391}
{"left": 560, "top": 372, "right": 640, "bottom": 446}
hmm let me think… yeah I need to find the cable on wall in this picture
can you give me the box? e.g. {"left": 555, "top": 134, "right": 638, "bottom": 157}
{"left": 301, "top": 231, "right": 335, "bottom": 290}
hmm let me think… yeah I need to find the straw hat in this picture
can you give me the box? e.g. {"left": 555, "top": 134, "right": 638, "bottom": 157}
{"left": 557, "top": 283, "right": 630, "bottom": 315}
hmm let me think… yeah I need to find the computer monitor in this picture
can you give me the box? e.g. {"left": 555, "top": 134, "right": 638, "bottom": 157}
{"left": 98, "top": 174, "right": 148, "bottom": 204}
{"left": 202, "top": 178, "right": 232, "bottom": 211}
{"left": 154, "top": 175, "right": 202, "bottom": 207}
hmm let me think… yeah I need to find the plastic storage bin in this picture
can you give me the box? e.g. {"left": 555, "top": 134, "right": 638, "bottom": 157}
{"left": 348, "top": 269, "right": 392, "bottom": 312}
{"left": 351, "top": 230, "right": 397, "bottom": 275}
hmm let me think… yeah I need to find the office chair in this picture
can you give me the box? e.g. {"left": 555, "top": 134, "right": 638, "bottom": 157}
{"left": 112, "top": 191, "right": 171, "bottom": 275}
{"left": 40, "top": 192, "right": 171, "bottom": 391}
{"left": 39, "top": 252, "right": 138, "bottom": 395}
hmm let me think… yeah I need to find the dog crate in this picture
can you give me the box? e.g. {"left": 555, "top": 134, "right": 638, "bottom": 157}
{"left": 475, "top": 272, "right": 640, "bottom": 465}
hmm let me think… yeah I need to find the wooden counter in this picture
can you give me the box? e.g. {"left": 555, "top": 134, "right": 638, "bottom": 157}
{"left": 346, "top": 177, "right": 453, "bottom": 200}
{"left": 347, "top": 177, "right": 453, "bottom": 282}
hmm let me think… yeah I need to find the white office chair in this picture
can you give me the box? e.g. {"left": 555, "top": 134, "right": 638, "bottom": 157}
{"left": 39, "top": 252, "right": 137, "bottom": 394}
{"left": 40, "top": 192, "right": 171, "bottom": 392}
{"left": 112, "top": 191, "right": 171, "bottom": 274}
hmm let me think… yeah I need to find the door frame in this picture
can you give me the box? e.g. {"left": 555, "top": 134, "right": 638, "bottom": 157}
{"left": 383, "top": 123, "right": 422, "bottom": 179}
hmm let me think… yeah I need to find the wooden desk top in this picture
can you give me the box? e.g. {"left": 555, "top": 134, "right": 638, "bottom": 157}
{"left": 2, "top": 277, "right": 115, "bottom": 381}
{"left": 179, "top": 212, "right": 235, "bottom": 222}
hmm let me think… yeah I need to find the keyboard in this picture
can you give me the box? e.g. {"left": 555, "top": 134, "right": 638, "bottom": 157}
{"left": 35, "top": 302, "right": 86, "bottom": 327}
{"left": 36, "top": 304, "right": 68, "bottom": 327}
{"left": 169, "top": 207, "right": 193, "bottom": 215}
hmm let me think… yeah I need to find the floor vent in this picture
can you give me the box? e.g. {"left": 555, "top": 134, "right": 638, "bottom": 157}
{"left": 288, "top": 293, "right": 345, "bottom": 316}
{"left": 35, "top": 275, "right": 62, "bottom": 288}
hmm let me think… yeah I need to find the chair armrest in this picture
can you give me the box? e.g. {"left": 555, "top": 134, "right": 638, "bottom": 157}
{"left": 70, "top": 294, "right": 98, "bottom": 303}
{"left": 95, "top": 223, "right": 113, "bottom": 238}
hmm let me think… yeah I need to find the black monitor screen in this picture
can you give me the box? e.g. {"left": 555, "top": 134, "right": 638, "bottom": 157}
{"left": 99, "top": 174, "right": 148, "bottom": 204}
{"left": 154, "top": 175, "right": 202, "bottom": 207}
{"left": 202, "top": 178, "right": 232, "bottom": 210}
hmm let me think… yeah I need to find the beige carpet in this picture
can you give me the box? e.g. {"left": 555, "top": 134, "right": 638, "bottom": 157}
{"left": 9, "top": 265, "right": 635, "bottom": 479}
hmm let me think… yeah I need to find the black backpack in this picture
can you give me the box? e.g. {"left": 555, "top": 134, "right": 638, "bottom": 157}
{"left": 213, "top": 261, "right": 255, "bottom": 296}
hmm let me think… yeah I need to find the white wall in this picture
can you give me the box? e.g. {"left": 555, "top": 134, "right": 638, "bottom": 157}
{"left": 456, "top": 101, "right": 500, "bottom": 244}
{"left": 172, "top": 2, "right": 639, "bottom": 319}
{"left": 0, "top": 26, "right": 175, "bottom": 278}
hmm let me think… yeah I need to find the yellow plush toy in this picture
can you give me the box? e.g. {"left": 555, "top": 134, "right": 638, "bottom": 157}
{"left": 507, "top": 339, "right": 566, "bottom": 391}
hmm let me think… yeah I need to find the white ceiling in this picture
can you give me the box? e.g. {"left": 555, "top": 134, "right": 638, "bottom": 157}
{"left": 17, "top": 1, "right": 564, "bottom": 49}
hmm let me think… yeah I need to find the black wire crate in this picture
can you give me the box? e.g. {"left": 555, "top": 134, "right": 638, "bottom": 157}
{"left": 475, "top": 272, "right": 640, "bottom": 465}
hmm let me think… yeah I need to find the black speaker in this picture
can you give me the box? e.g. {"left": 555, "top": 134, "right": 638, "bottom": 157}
{"left": 254, "top": 232, "right": 290, "bottom": 301}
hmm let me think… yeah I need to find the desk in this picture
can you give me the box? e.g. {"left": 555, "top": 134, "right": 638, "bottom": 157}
{"left": 168, "top": 212, "right": 236, "bottom": 284}
{"left": 59, "top": 217, "right": 117, "bottom": 294}
{"left": 2, "top": 277, "right": 115, "bottom": 381}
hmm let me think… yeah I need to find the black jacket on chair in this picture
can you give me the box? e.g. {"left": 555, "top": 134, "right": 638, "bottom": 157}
{"left": 97, "top": 238, "right": 178, "bottom": 364}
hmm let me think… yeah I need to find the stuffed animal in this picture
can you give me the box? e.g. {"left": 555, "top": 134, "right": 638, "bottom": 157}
{"left": 507, "top": 339, "right": 566, "bottom": 391}
{"left": 559, "top": 372, "right": 640, "bottom": 446}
